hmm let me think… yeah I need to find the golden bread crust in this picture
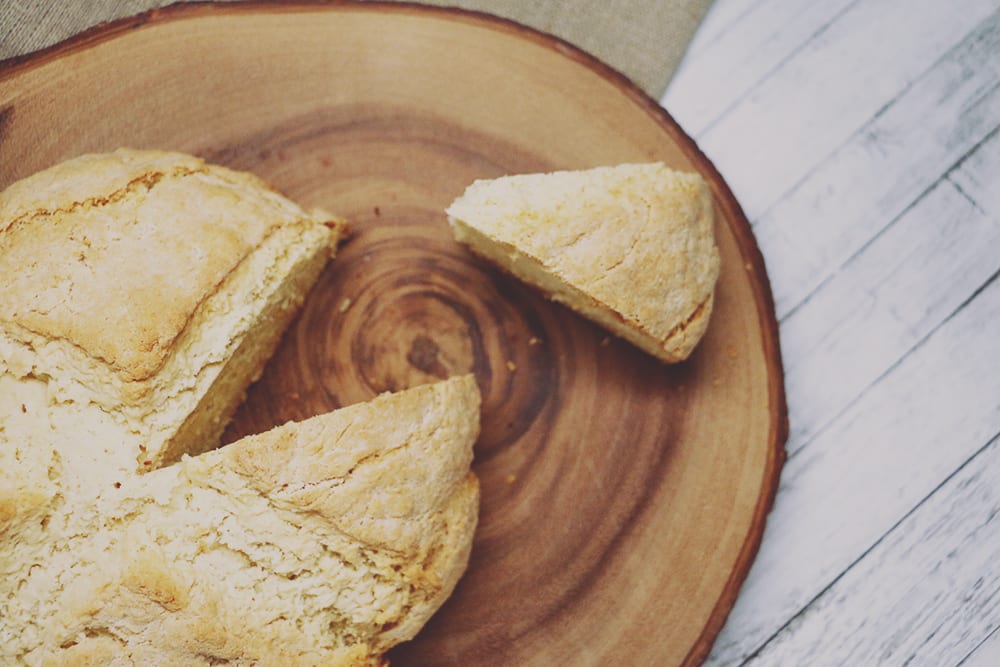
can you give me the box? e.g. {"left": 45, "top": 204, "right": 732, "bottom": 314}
{"left": 2, "top": 376, "right": 481, "bottom": 665}
{"left": 0, "top": 148, "right": 341, "bottom": 381}
{"left": 0, "top": 149, "right": 347, "bottom": 477}
{"left": 447, "top": 162, "right": 720, "bottom": 362}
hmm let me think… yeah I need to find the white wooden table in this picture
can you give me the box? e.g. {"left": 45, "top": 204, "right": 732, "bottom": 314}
{"left": 661, "top": 1, "right": 1000, "bottom": 664}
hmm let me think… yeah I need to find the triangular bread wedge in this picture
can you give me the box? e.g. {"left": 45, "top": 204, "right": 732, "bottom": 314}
{"left": 447, "top": 162, "right": 721, "bottom": 362}
{"left": 1, "top": 375, "right": 480, "bottom": 666}
{"left": 0, "top": 149, "right": 347, "bottom": 488}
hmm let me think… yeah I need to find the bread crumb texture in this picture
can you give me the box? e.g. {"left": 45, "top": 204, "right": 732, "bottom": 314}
{"left": 447, "top": 162, "right": 721, "bottom": 362}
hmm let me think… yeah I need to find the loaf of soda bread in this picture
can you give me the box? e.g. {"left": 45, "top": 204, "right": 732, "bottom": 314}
{"left": 447, "top": 163, "right": 720, "bottom": 362}
{"left": 0, "top": 149, "right": 347, "bottom": 494}
{"left": 0, "top": 151, "right": 481, "bottom": 664}
{"left": 0, "top": 375, "right": 481, "bottom": 666}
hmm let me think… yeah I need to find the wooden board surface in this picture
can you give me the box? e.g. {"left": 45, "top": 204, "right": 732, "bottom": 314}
{"left": 0, "top": 3, "right": 786, "bottom": 664}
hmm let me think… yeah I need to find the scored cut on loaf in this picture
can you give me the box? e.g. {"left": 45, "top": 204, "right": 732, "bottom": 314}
{"left": 446, "top": 162, "right": 721, "bottom": 363}
{"left": 0, "top": 374, "right": 481, "bottom": 666}
{"left": 0, "top": 148, "right": 348, "bottom": 493}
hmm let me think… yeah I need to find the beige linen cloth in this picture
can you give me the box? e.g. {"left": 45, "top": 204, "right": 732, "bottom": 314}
{"left": 0, "top": 0, "right": 711, "bottom": 98}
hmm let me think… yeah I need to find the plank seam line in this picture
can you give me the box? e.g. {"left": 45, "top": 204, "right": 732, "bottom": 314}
{"left": 955, "top": 621, "right": 1000, "bottom": 666}
{"left": 947, "top": 174, "right": 989, "bottom": 216}
{"left": 746, "top": 9, "right": 1000, "bottom": 228}
{"left": 778, "top": 118, "right": 1000, "bottom": 325}
{"left": 783, "top": 264, "right": 1000, "bottom": 463}
{"left": 738, "top": 428, "right": 1000, "bottom": 667}
{"left": 693, "top": 0, "right": 861, "bottom": 141}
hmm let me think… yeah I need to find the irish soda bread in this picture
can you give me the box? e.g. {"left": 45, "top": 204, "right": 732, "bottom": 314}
{"left": 0, "top": 150, "right": 480, "bottom": 664}
{"left": 0, "top": 148, "right": 347, "bottom": 494}
{"left": 447, "top": 162, "right": 721, "bottom": 362}
{"left": 0, "top": 375, "right": 481, "bottom": 665}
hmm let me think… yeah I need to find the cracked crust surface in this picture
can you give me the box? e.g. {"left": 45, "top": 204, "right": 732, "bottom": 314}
{"left": 447, "top": 162, "right": 720, "bottom": 362}
{"left": 0, "top": 148, "right": 348, "bottom": 475}
{"left": 1, "top": 375, "right": 480, "bottom": 666}
{"left": 0, "top": 148, "right": 342, "bottom": 381}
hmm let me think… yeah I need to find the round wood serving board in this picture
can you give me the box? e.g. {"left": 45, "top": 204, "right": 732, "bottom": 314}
{"left": 0, "top": 3, "right": 787, "bottom": 665}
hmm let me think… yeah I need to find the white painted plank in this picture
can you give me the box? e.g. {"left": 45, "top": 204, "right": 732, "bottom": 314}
{"left": 961, "top": 626, "right": 1000, "bottom": 667}
{"left": 745, "top": 434, "right": 1000, "bottom": 666}
{"left": 694, "top": 0, "right": 998, "bottom": 220}
{"left": 681, "top": 0, "right": 762, "bottom": 60}
{"left": 779, "top": 130, "right": 1000, "bottom": 456}
{"left": 673, "top": 3, "right": 1000, "bottom": 665}
{"left": 705, "top": 275, "right": 1000, "bottom": 665}
{"left": 756, "top": 15, "right": 1000, "bottom": 318}
{"left": 665, "top": 0, "right": 856, "bottom": 136}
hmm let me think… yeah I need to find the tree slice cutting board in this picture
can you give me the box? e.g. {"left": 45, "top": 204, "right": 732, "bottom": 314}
{"left": 0, "top": 3, "right": 788, "bottom": 665}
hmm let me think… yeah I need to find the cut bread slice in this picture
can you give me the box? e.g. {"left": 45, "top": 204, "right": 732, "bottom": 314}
{"left": 447, "top": 162, "right": 721, "bottom": 362}
{"left": 0, "top": 149, "right": 347, "bottom": 488}
{"left": 0, "top": 375, "right": 480, "bottom": 666}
